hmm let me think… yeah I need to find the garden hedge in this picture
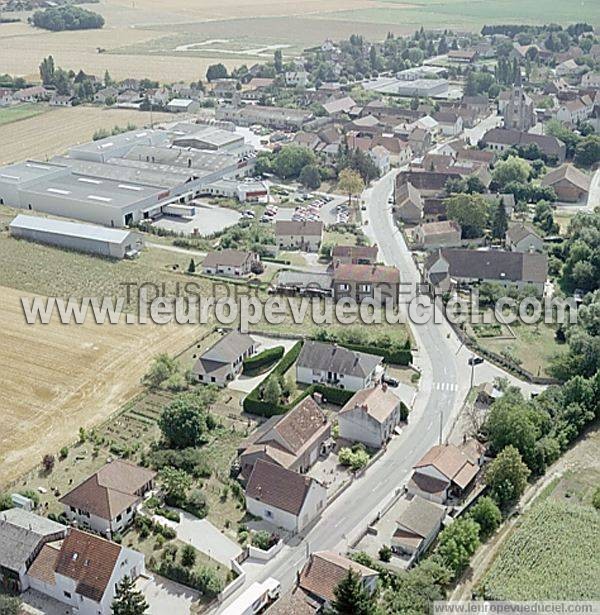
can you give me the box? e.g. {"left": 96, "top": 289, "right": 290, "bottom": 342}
{"left": 243, "top": 346, "right": 284, "bottom": 375}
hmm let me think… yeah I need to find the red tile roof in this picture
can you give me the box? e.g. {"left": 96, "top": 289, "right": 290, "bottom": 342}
{"left": 55, "top": 529, "right": 121, "bottom": 603}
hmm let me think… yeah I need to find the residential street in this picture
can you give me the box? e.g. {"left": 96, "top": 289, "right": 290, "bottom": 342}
{"left": 215, "top": 169, "right": 542, "bottom": 612}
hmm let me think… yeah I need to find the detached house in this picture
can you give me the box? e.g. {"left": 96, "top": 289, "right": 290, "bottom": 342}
{"left": 426, "top": 249, "right": 548, "bottom": 294}
{"left": 296, "top": 341, "right": 383, "bottom": 392}
{"left": 275, "top": 220, "right": 323, "bottom": 253}
{"left": 202, "top": 249, "right": 258, "bottom": 277}
{"left": 506, "top": 224, "right": 544, "bottom": 253}
{"left": 332, "top": 262, "right": 401, "bottom": 308}
{"left": 407, "top": 442, "right": 484, "bottom": 504}
{"left": 392, "top": 495, "right": 446, "bottom": 563}
{"left": 338, "top": 383, "right": 403, "bottom": 449}
{"left": 432, "top": 111, "right": 463, "bottom": 137}
{"left": 245, "top": 460, "right": 326, "bottom": 532}
{"left": 298, "top": 551, "right": 378, "bottom": 611}
{"left": 395, "top": 181, "right": 423, "bottom": 223}
{"left": 331, "top": 244, "right": 378, "bottom": 265}
{"left": 414, "top": 220, "right": 462, "bottom": 250}
{"left": 238, "top": 396, "right": 331, "bottom": 480}
{"left": 192, "top": 330, "right": 256, "bottom": 386}
{"left": 60, "top": 460, "right": 156, "bottom": 537}
{"left": 27, "top": 528, "right": 145, "bottom": 615}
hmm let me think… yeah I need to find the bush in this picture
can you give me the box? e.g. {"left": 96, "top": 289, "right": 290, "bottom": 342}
{"left": 0, "top": 595, "right": 21, "bottom": 615}
{"left": 0, "top": 493, "right": 13, "bottom": 511}
{"left": 181, "top": 544, "right": 197, "bottom": 568}
{"left": 59, "top": 446, "right": 69, "bottom": 460}
{"left": 252, "top": 530, "right": 276, "bottom": 551}
{"left": 149, "top": 447, "right": 212, "bottom": 479}
{"left": 592, "top": 487, "right": 600, "bottom": 511}
{"left": 184, "top": 488, "right": 208, "bottom": 519}
{"left": 468, "top": 496, "right": 502, "bottom": 540}
{"left": 243, "top": 346, "right": 284, "bottom": 375}
{"left": 338, "top": 447, "right": 370, "bottom": 471}
{"left": 155, "top": 561, "right": 224, "bottom": 597}
{"left": 19, "top": 489, "right": 39, "bottom": 507}
{"left": 155, "top": 507, "right": 180, "bottom": 523}
{"left": 379, "top": 545, "right": 392, "bottom": 562}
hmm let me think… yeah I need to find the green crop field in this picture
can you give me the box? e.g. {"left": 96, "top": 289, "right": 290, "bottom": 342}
{"left": 316, "top": 0, "right": 600, "bottom": 30}
{"left": 0, "top": 103, "right": 49, "bottom": 127}
{"left": 480, "top": 500, "right": 600, "bottom": 600}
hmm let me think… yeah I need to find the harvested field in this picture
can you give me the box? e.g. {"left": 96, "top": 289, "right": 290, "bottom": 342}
{"left": 0, "top": 105, "right": 174, "bottom": 165}
{"left": 0, "top": 285, "right": 207, "bottom": 486}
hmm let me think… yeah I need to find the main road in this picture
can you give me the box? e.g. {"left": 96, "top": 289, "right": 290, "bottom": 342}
{"left": 216, "top": 170, "right": 473, "bottom": 612}
{"left": 216, "top": 166, "right": 540, "bottom": 612}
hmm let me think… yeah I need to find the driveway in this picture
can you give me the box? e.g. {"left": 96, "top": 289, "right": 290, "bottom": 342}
{"left": 227, "top": 334, "right": 298, "bottom": 394}
{"left": 137, "top": 574, "right": 200, "bottom": 615}
{"left": 153, "top": 203, "right": 241, "bottom": 236}
{"left": 157, "top": 512, "right": 242, "bottom": 567}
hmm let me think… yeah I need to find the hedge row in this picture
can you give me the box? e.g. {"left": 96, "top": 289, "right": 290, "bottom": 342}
{"left": 243, "top": 346, "right": 284, "bottom": 375}
{"left": 242, "top": 342, "right": 303, "bottom": 416}
{"left": 243, "top": 382, "right": 354, "bottom": 418}
{"left": 339, "top": 342, "right": 412, "bottom": 366}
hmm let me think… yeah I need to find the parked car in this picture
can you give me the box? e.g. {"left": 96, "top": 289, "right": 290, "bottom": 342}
{"left": 382, "top": 375, "right": 399, "bottom": 388}
{"left": 468, "top": 357, "right": 484, "bottom": 366}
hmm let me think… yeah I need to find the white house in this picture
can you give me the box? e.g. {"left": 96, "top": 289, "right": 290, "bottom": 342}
{"left": 554, "top": 96, "right": 594, "bottom": 125}
{"left": 581, "top": 72, "right": 600, "bottom": 88}
{"left": 245, "top": 460, "right": 327, "bottom": 532}
{"left": 433, "top": 112, "right": 463, "bottom": 137}
{"left": 285, "top": 70, "right": 309, "bottom": 87}
{"left": 60, "top": 460, "right": 156, "bottom": 538}
{"left": 202, "top": 249, "right": 258, "bottom": 277}
{"left": 296, "top": 341, "right": 384, "bottom": 392}
{"left": 275, "top": 220, "right": 323, "bottom": 252}
{"left": 338, "top": 383, "right": 402, "bottom": 449}
{"left": 370, "top": 145, "right": 390, "bottom": 174}
{"left": 192, "top": 330, "right": 256, "bottom": 385}
{"left": 27, "top": 528, "right": 145, "bottom": 615}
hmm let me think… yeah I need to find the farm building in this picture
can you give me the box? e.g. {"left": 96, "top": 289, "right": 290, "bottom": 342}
{"left": 9, "top": 215, "right": 143, "bottom": 259}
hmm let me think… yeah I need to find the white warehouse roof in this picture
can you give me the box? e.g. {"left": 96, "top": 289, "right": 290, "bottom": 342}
{"left": 10, "top": 214, "right": 134, "bottom": 244}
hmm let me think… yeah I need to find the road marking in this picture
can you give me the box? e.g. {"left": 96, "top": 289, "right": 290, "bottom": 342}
{"left": 433, "top": 382, "right": 458, "bottom": 392}
{"left": 333, "top": 516, "right": 347, "bottom": 528}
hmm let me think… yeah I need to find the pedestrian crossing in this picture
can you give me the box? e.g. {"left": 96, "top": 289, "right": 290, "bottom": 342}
{"left": 433, "top": 382, "right": 458, "bottom": 392}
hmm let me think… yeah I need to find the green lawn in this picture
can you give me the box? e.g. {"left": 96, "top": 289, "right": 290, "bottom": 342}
{"left": 477, "top": 321, "right": 562, "bottom": 378}
{"left": 0, "top": 103, "right": 50, "bottom": 127}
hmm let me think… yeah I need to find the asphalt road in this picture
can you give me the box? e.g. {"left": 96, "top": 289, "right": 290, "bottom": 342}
{"left": 215, "top": 166, "right": 543, "bottom": 613}
{"left": 216, "top": 170, "right": 468, "bottom": 613}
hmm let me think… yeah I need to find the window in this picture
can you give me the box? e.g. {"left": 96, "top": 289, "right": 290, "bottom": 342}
{"left": 116, "top": 513, "right": 122, "bottom": 522}
{"left": 265, "top": 509, "right": 273, "bottom": 518}
{"left": 63, "top": 591, "right": 72, "bottom": 599}
{"left": 338, "top": 283, "right": 350, "bottom": 291}
{"left": 359, "top": 284, "right": 371, "bottom": 293}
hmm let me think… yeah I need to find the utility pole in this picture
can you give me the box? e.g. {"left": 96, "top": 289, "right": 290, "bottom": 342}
{"left": 470, "top": 356, "right": 475, "bottom": 389}
{"left": 438, "top": 410, "right": 443, "bottom": 445}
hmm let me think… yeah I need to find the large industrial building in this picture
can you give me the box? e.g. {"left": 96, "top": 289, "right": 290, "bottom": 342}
{"left": 0, "top": 123, "right": 259, "bottom": 228}
{"left": 9, "top": 214, "right": 143, "bottom": 259}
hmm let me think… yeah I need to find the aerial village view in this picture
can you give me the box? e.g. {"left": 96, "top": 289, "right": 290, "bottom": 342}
{"left": 0, "top": 0, "right": 599, "bottom": 614}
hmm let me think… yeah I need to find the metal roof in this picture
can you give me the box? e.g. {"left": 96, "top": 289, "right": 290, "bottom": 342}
{"left": 0, "top": 509, "right": 65, "bottom": 573}
{"left": 10, "top": 214, "right": 135, "bottom": 244}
